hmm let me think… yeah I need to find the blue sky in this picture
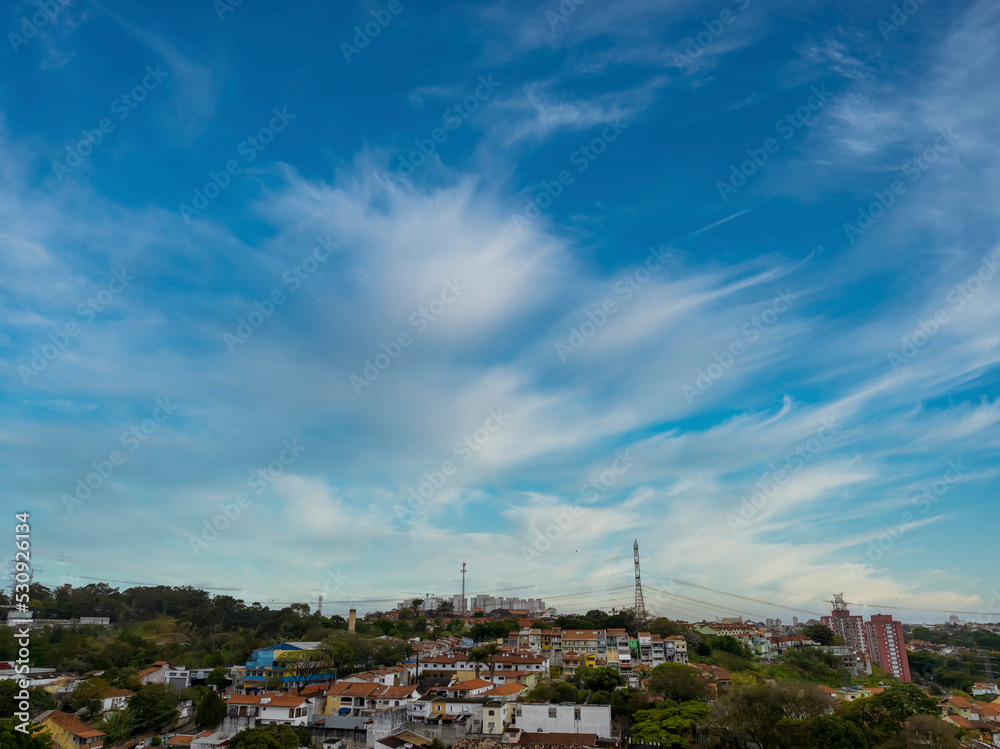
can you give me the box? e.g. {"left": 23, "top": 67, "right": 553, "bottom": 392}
{"left": 3, "top": 0, "right": 999, "bottom": 624}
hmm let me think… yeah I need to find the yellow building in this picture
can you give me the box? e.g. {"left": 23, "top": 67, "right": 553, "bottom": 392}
{"left": 38, "top": 710, "right": 105, "bottom": 749}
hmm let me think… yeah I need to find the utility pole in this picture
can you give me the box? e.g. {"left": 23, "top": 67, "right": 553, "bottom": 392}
{"left": 461, "top": 562, "right": 467, "bottom": 615}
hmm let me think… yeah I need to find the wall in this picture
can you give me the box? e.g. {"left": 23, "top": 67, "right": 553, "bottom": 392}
{"left": 515, "top": 704, "right": 612, "bottom": 738}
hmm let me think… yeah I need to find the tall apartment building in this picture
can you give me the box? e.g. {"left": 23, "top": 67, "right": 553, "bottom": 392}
{"left": 865, "top": 614, "right": 911, "bottom": 682}
{"left": 821, "top": 595, "right": 910, "bottom": 682}
{"left": 822, "top": 607, "right": 867, "bottom": 655}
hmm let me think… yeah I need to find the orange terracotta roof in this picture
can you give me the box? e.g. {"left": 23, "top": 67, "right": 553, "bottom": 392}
{"left": 43, "top": 711, "right": 106, "bottom": 739}
{"left": 227, "top": 692, "right": 312, "bottom": 707}
{"left": 482, "top": 684, "right": 525, "bottom": 696}
{"left": 382, "top": 685, "right": 418, "bottom": 699}
{"left": 166, "top": 736, "right": 195, "bottom": 746}
{"left": 944, "top": 714, "right": 974, "bottom": 729}
{"left": 327, "top": 682, "right": 386, "bottom": 697}
{"left": 102, "top": 687, "right": 135, "bottom": 698}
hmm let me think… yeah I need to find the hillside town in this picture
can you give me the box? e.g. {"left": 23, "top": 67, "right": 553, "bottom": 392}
{"left": 3, "top": 577, "right": 1000, "bottom": 749}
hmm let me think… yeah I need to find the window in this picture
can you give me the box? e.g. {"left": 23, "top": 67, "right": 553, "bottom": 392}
{"left": 574, "top": 707, "right": 581, "bottom": 720}
{"left": 549, "top": 708, "right": 557, "bottom": 718}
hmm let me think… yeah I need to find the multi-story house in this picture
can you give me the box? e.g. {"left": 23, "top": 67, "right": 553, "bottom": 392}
{"left": 513, "top": 703, "right": 612, "bottom": 739}
{"left": 37, "top": 710, "right": 105, "bottom": 749}
{"left": 560, "top": 631, "right": 606, "bottom": 662}
{"left": 242, "top": 641, "right": 336, "bottom": 691}
{"left": 224, "top": 693, "right": 316, "bottom": 732}
{"left": 322, "top": 682, "right": 419, "bottom": 716}
{"left": 407, "top": 696, "right": 487, "bottom": 730}
{"left": 516, "top": 629, "right": 543, "bottom": 652}
{"left": 664, "top": 635, "right": 689, "bottom": 664}
{"left": 605, "top": 629, "right": 631, "bottom": 673}
{"left": 483, "top": 700, "right": 514, "bottom": 734}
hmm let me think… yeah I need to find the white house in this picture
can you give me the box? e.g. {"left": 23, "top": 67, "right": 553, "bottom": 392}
{"left": 973, "top": 683, "right": 1000, "bottom": 698}
{"left": 441, "top": 679, "right": 494, "bottom": 699}
{"left": 225, "top": 693, "right": 316, "bottom": 731}
{"left": 100, "top": 688, "right": 134, "bottom": 714}
{"left": 513, "top": 703, "right": 612, "bottom": 738}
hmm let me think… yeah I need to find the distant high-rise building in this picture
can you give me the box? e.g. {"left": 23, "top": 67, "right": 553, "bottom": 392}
{"left": 775, "top": 618, "right": 781, "bottom": 627}
{"left": 792, "top": 616, "right": 799, "bottom": 626}
{"left": 822, "top": 594, "right": 867, "bottom": 655}
{"left": 822, "top": 594, "right": 910, "bottom": 682}
{"left": 766, "top": 618, "right": 775, "bottom": 627}
{"left": 865, "top": 614, "right": 911, "bottom": 682}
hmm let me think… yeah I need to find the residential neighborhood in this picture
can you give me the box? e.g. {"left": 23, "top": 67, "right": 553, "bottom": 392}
{"left": 3, "top": 581, "right": 999, "bottom": 748}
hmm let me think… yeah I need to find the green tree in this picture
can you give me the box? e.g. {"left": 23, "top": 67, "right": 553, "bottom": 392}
{"left": 875, "top": 714, "right": 960, "bottom": 748}
{"left": 207, "top": 666, "right": 232, "bottom": 690}
{"left": 803, "top": 623, "right": 836, "bottom": 646}
{"left": 0, "top": 718, "right": 54, "bottom": 749}
{"left": 647, "top": 618, "right": 682, "bottom": 638}
{"left": 228, "top": 724, "right": 312, "bottom": 749}
{"left": 480, "top": 642, "right": 502, "bottom": 682}
{"left": 712, "top": 635, "right": 753, "bottom": 658}
{"left": 808, "top": 714, "right": 868, "bottom": 748}
{"left": 276, "top": 649, "right": 332, "bottom": 694}
{"left": 647, "top": 663, "right": 709, "bottom": 703}
{"left": 710, "top": 682, "right": 830, "bottom": 748}
{"left": 469, "top": 647, "right": 490, "bottom": 679}
{"left": 70, "top": 677, "right": 111, "bottom": 718}
{"left": 631, "top": 701, "right": 710, "bottom": 748}
{"left": 195, "top": 690, "right": 226, "bottom": 729}
{"left": 127, "top": 685, "right": 179, "bottom": 734}
{"left": 99, "top": 707, "right": 135, "bottom": 746}
{"left": 577, "top": 665, "right": 626, "bottom": 693}
{"left": 0, "top": 679, "right": 18, "bottom": 717}
{"left": 840, "top": 684, "right": 939, "bottom": 745}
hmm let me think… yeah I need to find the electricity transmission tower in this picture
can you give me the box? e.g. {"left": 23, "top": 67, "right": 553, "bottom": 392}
{"left": 633, "top": 539, "right": 648, "bottom": 629}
